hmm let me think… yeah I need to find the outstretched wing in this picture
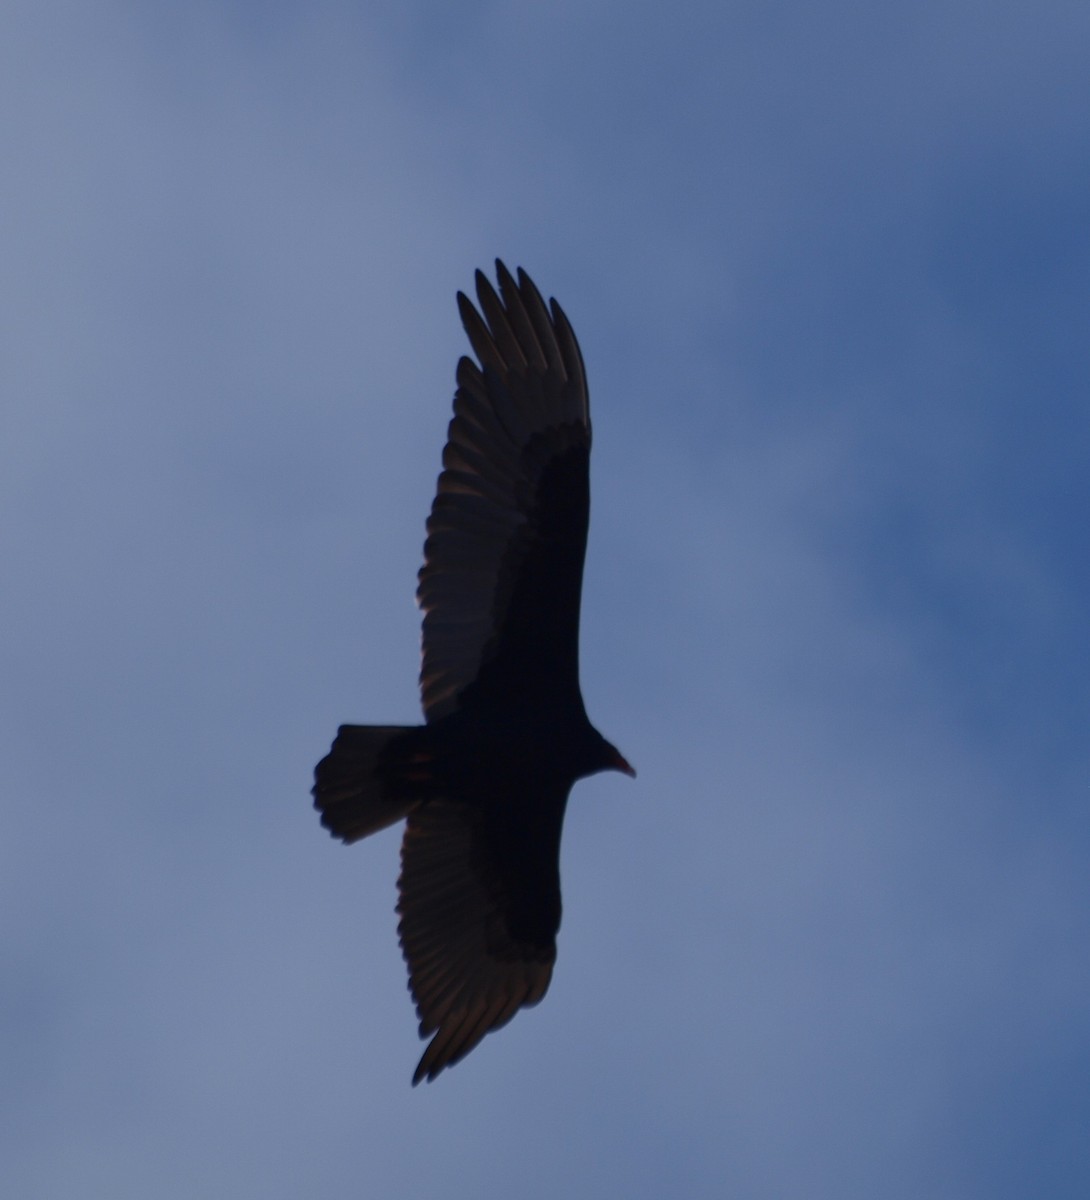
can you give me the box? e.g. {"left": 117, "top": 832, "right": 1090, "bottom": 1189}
{"left": 417, "top": 261, "right": 592, "bottom": 722}
{"left": 397, "top": 795, "right": 565, "bottom": 1084}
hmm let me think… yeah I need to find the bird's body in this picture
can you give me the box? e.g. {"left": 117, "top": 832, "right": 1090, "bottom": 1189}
{"left": 314, "top": 262, "right": 632, "bottom": 1084}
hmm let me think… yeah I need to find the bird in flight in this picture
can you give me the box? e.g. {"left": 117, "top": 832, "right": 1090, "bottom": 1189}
{"left": 313, "top": 261, "right": 634, "bottom": 1084}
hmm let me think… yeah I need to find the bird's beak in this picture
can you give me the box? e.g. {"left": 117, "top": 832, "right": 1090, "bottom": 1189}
{"left": 610, "top": 748, "right": 636, "bottom": 778}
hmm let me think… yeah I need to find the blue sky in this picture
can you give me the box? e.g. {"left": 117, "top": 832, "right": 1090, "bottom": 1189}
{"left": 3, "top": 2, "right": 1088, "bottom": 1196}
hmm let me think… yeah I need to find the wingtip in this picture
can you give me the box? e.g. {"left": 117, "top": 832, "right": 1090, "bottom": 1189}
{"left": 411, "top": 1046, "right": 444, "bottom": 1086}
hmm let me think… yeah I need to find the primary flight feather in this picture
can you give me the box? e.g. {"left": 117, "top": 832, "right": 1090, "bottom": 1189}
{"left": 313, "top": 261, "right": 634, "bottom": 1085}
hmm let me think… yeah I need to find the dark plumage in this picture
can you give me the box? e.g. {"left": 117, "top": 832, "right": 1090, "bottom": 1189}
{"left": 313, "top": 261, "right": 633, "bottom": 1084}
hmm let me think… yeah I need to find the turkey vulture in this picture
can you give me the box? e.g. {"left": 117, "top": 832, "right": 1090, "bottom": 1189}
{"left": 313, "top": 261, "right": 634, "bottom": 1085}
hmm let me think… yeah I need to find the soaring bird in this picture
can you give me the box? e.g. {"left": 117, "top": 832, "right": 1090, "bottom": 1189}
{"left": 313, "top": 261, "right": 634, "bottom": 1084}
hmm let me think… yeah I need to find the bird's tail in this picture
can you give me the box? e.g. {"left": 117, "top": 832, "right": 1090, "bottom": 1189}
{"left": 313, "top": 724, "right": 438, "bottom": 843}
